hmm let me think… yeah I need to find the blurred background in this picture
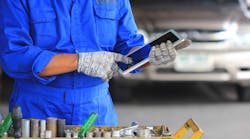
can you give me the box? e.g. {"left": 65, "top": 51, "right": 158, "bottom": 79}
{"left": 1, "top": 0, "right": 250, "bottom": 139}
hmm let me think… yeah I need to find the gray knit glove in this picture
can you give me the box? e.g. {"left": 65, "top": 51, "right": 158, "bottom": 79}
{"left": 78, "top": 52, "right": 132, "bottom": 82}
{"left": 149, "top": 41, "right": 177, "bottom": 66}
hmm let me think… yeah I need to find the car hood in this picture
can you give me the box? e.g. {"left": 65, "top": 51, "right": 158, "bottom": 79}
{"left": 133, "top": 4, "right": 247, "bottom": 31}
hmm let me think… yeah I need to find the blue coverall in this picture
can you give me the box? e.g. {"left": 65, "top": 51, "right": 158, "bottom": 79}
{"left": 0, "top": 0, "right": 144, "bottom": 125}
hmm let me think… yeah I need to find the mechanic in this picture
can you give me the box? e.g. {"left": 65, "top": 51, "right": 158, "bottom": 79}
{"left": 0, "top": 0, "right": 176, "bottom": 125}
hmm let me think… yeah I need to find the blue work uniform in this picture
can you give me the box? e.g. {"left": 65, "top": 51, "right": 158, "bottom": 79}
{"left": 0, "top": 0, "right": 144, "bottom": 125}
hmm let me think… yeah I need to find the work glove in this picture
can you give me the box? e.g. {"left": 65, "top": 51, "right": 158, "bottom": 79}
{"left": 149, "top": 39, "right": 192, "bottom": 66}
{"left": 149, "top": 41, "right": 177, "bottom": 66}
{"left": 77, "top": 52, "right": 132, "bottom": 82}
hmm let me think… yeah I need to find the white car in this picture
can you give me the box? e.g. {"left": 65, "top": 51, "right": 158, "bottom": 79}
{"left": 111, "top": 0, "right": 250, "bottom": 101}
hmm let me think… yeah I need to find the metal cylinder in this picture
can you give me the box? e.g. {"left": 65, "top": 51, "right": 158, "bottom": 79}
{"left": 94, "top": 128, "right": 102, "bottom": 137}
{"left": 86, "top": 132, "right": 93, "bottom": 138}
{"left": 100, "top": 129, "right": 105, "bottom": 137}
{"left": 111, "top": 130, "right": 120, "bottom": 137}
{"left": 47, "top": 117, "right": 57, "bottom": 137}
{"left": 12, "top": 106, "right": 22, "bottom": 138}
{"left": 21, "top": 119, "right": 30, "bottom": 137}
{"left": 65, "top": 129, "right": 72, "bottom": 138}
{"left": 40, "top": 120, "right": 46, "bottom": 138}
{"left": 137, "top": 128, "right": 151, "bottom": 137}
{"left": 161, "top": 125, "right": 170, "bottom": 136}
{"left": 57, "top": 119, "right": 65, "bottom": 137}
{"left": 103, "top": 132, "right": 111, "bottom": 138}
{"left": 45, "top": 130, "right": 52, "bottom": 139}
{"left": 73, "top": 131, "right": 79, "bottom": 138}
{"left": 30, "top": 119, "right": 40, "bottom": 137}
{"left": 2, "top": 132, "right": 8, "bottom": 138}
{"left": 123, "top": 129, "right": 134, "bottom": 137}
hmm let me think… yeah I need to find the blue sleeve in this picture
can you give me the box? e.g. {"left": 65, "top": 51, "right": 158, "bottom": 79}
{"left": 115, "top": 0, "right": 144, "bottom": 74}
{"left": 114, "top": 0, "right": 145, "bottom": 55}
{"left": 0, "top": 0, "right": 56, "bottom": 84}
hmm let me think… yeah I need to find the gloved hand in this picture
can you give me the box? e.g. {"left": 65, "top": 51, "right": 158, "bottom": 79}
{"left": 149, "top": 41, "right": 177, "bottom": 66}
{"left": 78, "top": 52, "right": 132, "bottom": 82}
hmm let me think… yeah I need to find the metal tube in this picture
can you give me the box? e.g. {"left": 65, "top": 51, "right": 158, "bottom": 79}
{"left": 137, "top": 128, "right": 151, "bottom": 137}
{"left": 103, "top": 132, "right": 111, "bottom": 138}
{"left": 21, "top": 119, "right": 30, "bottom": 138}
{"left": 47, "top": 118, "right": 57, "bottom": 137}
{"left": 45, "top": 130, "right": 52, "bottom": 139}
{"left": 111, "top": 130, "right": 120, "bottom": 137}
{"left": 30, "top": 119, "right": 40, "bottom": 137}
{"left": 65, "top": 129, "right": 72, "bottom": 138}
{"left": 57, "top": 119, "right": 65, "bottom": 137}
{"left": 12, "top": 106, "right": 22, "bottom": 138}
{"left": 40, "top": 120, "right": 46, "bottom": 138}
{"left": 86, "top": 132, "right": 93, "bottom": 138}
{"left": 94, "top": 128, "right": 101, "bottom": 137}
{"left": 73, "top": 131, "right": 79, "bottom": 138}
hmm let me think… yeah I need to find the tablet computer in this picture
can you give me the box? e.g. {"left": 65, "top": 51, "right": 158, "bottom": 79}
{"left": 119, "top": 29, "right": 190, "bottom": 75}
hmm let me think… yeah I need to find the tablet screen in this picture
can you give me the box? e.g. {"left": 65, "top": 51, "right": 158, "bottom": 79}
{"left": 129, "top": 44, "right": 151, "bottom": 66}
{"left": 150, "top": 31, "right": 180, "bottom": 46}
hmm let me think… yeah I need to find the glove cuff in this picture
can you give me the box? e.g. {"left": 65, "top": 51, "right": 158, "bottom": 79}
{"left": 77, "top": 53, "right": 82, "bottom": 73}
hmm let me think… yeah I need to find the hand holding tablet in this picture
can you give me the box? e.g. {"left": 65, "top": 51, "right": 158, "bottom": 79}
{"left": 119, "top": 29, "right": 192, "bottom": 75}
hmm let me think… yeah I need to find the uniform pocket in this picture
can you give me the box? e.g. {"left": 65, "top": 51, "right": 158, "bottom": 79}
{"left": 29, "top": 8, "right": 58, "bottom": 50}
{"left": 94, "top": 5, "right": 118, "bottom": 48}
{"left": 30, "top": 8, "right": 56, "bottom": 23}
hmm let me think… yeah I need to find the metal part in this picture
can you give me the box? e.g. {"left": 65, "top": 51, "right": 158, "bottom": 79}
{"left": 111, "top": 130, "right": 120, "bottom": 137}
{"left": 40, "top": 120, "right": 46, "bottom": 138}
{"left": 30, "top": 119, "right": 40, "bottom": 137}
{"left": 161, "top": 125, "right": 171, "bottom": 136}
{"left": 73, "top": 131, "right": 79, "bottom": 138}
{"left": 2, "top": 132, "right": 8, "bottom": 138}
{"left": 58, "top": 119, "right": 203, "bottom": 139}
{"left": 103, "top": 132, "right": 111, "bottom": 138}
{"left": 119, "top": 122, "right": 139, "bottom": 137}
{"left": 100, "top": 129, "right": 105, "bottom": 137}
{"left": 45, "top": 130, "right": 52, "bottom": 139}
{"left": 146, "top": 126, "right": 158, "bottom": 137}
{"left": 12, "top": 106, "right": 22, "bottom": 138}
{"left": 21, "top": 119, "right": 30, "bottom": 137}
{"left": 123, "top": 129, "right": 134, "bottom": 137}
{"left": 57, "top": 119, "right": 65, "bottom": 137}
{"left": 137, "top": 128, "right": 151, "bottom": 137}
{"left": 86, "top": 132, "right": 93, "bottom": 138}
{"left": 94, "top": 128, "right": 102, "bottom": 137}
{"left": 47, "top": 117, "right": 57, "bottom": 137}
{"left": 65, "top": 129, "right": 72, "bottom": 138}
